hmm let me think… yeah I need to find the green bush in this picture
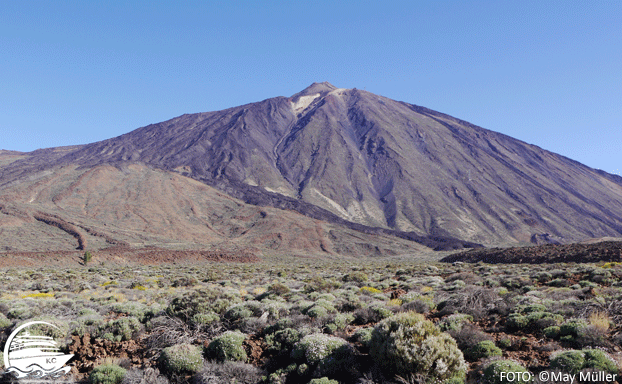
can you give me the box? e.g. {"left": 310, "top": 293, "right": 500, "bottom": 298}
{"left": 307, "top": 306, "right": 328, "bottom": 318}
{"left": 506, "top": 313, "right": 529, "bottom": 330}
{"left": 497, "top": 338, "right": 512, "bottom": 349}
{"left": 583, "top": 349, "right": 618, "bottom": 373}
{"left": 369, "top": 312, "right": 466, "bottom": 381}
{"left": 439, "top": 314, "right": 473, "bottom": 332}
{"left": 482, "top": 360, "right": 529, "bottom": 384}
{"left": 97, "top": 316, "right": 143, "bottom": 341}
{"left": 309, "top": 378, "right": 339, "bottom": 384}
{"left": 550, "top": 349, "right": 618, "bottom": 375}
{"left": 559, "top": 319, "right": 588, "bottom": 339}
{"left": 343, "top": 271, "right": 368, "bottom": 284}
{"left": 544, "top": 326, "right": 560, "bottom": 339}
{"left": 0, "top": 313, "right": 11, "bottom": 329}
{"left": 111, "top": 302, "right": 160, "bottom": 323}
{"left": 269, "top": 282, "right": 291, "bottom": 295}
{"left": 206, "top": 330, "right": 247, "bottom": 362}
{"left": 506, "top": 309, "right": 562, "bottom": 332}
{"left": 192, "top": 311, "right": 220, "bottom": 326}
{"left": 534, "top": 272, "right": 552, "bottom": 283}
{"left": 465, "top": 340, "right": 502, "bottom": 361}
{"left": 83, "top": 251, "right": 92, "bottom": 265}
{"left": 292, "top": 333, "right": 354, "bottom": 377}
{"left": 266, "top": 328, "right": 302, "bottom": 353}
{"left": 401, "top": 293, "right": 436, "bottom": 313}
{"left": 352, "top": 327, "right": 374, "bottom": 348}
{"left": 159, "top": 343, "right": 204, "bottom": 374}
{"left": 166, "top": 287, "right": 240, "bottom": 320}
{"left": 325, "top": 313, "right": 354, "bottom": 333}
{"left": 550, "top": 350, "right": 585, "bottom": 374}
{"left": 224, "top": 302, "right": 259, "bottom": 321}
{"left": 305, "top": 276, "right": 340, "bottom": 292}
{"left": 89, "top": 364, "right": 126, "bottom": 384}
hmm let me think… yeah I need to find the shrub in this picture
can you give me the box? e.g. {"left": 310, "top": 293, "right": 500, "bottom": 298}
{"left": 292, "top": 333, "right": 354, "bottom": 377}
{"left": 111, "top": 302, "right": 160, "bottom": 323}
{"left": 98, "top": 316, "right": 143, "bottom": 342}
{"left": 224, "top": 302, "right": 259, "bottom": 322}
{"left": 550, "top": 350, "right": 585, "bottom": 374}
{"left": 89, "top": 364, "right": 127, "bottom": 384}
{"left": 548, "top": 278, "right": 570, "bottom": 287}
{"left": 308, "top": 378, "right": 339, "bottom": 384}
{"left": 206, "top": 331, "right": 247, "bottom": 362}
{"left": 558, "top": 319, "right": 588, "bottom": 341}
{"left": 550, "top": 349, "right": 618, "bottom": 375}
{"left": 343, "top": 271, "right": 368, "bottom": 284}
{"left": 448, "top": 323, "right": 492, "bottom": 351}
{"left": 120, "top": 367, "right": 169, "bottom": 384}
{"left": 304, "top": 299, "right": 336, "bottom": 318}
{"left": 305, "top": 276, "right": 340, "bottom": 292}
{"left": 498, "top": 338, "right": 512, "bottom": 349}
{"left": 482, "top": 360, "right": 529, "bottom": 384}
{"left": 369, "top": 312, "right": 466, "bottom": 381}
{"left": 352, "top": 327, "right": 374, "bottom": 348}
{"left": 307, "top": 306, "right": 328, "bottom": 318}
{"left": 535, "top": 272, "right": 553, "bottom": 283}
{"left": 359, "top": 286, "right": 383, "bottom": 295}
{"left": 269, "top": 283, "right": 290, "bottom": 296}
{"left": 465, "top": 340, "right": 502, "bottom": 361}
{"left": 329, "top": 313, "right": 354, "bottom": 330}
{"left": 159, "top": 343, "right": 204, "bottom": 374}
{"left": 84, "top": 251, "right": 93, "bottom": 265}
{"left": 544, "top": 326, "right": 560, "bottom": 339}
{"left": 587, "top": 311, "right": 610, "bottom": 332}
{"left": 266, "top": 328, "right": 302, "bottom": 353}
{"left": 582, "top": 349, "right": 618, "bottom": 373}
{"left": 435, "top": 287, "right": 499, "bottom": 320}
{"left": 400, "top": 293, "right": 435, "bottom": 313}
{"left": 354, "top": 305, "right": 393, "bottom": 324}
{"left": 0, "top": 313, "right": 11, "bottom": 329}
{"left": 192, "top": 312, "right": 220, "bottom": 326}
{"left": 439, "top": 314, "right": 473, "bottom": 332}
{"left": 505, "top": 306, "right": 563, "bottom": 333}
{"left": 194, "top": 361, "right": 265, "bottom": 384}
{"left": 166, "top": 287, "right": 239, "bottom": 321}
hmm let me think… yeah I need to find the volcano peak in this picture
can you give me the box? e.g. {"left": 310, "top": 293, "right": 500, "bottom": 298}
{"left": 292, "top": 81, "right": 338, "bottom": 98}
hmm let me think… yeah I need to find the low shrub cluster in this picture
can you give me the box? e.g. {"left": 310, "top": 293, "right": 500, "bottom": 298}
{"left": 1, "top": 257, "right": 621, "bottom": 383}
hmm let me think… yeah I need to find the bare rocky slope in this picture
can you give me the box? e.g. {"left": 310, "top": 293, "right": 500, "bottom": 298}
{"left": 2, "top": 83, "right": 622, "bottom": 254}
{"left": 0, "top": 162, "right": 431, "bottom": 256}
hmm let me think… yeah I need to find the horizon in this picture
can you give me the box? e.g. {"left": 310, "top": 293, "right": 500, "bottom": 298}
{"left": 1, "top": 1, "right": 620, "bottom": 175}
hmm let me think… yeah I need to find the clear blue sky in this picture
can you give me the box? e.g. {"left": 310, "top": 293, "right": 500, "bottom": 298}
{"left": 1, "top": 1, "right": 620, "bottom": 175}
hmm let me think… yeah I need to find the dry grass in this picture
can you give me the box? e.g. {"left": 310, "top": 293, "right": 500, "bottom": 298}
{"left": 588, "top": 311, "right": 611, "bottom": 332}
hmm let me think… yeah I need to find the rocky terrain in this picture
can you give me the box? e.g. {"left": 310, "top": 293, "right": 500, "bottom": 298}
{"left": 442, "top": 239, "right": 622, "bottom": 264}
{"left": 0, "top": 163, "right": 433, "bottom": 257}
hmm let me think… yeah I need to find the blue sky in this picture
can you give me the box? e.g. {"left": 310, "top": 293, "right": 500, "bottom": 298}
{"left": 1, "top": 1, "right": 620, "bottom": 174}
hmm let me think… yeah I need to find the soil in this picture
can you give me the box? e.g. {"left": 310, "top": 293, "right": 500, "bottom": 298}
{"left": 0, "top": 245, "right": 260, "bottom": 267}
{"left": 67, "top": 333, "right": 148, "bottom": 379}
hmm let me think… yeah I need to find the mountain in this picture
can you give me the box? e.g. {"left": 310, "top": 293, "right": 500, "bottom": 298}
{"left": 2, "top": 82, "right": 622, "bottom": 254}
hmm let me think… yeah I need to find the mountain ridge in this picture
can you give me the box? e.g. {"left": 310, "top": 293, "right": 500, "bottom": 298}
{"left": 2, "top": 83, "right": 622, "bottom": 253}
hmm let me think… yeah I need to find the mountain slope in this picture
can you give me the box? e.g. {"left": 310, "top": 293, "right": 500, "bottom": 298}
{"left": 2, "top": 82, "right": 622, "bottom": 248}
{"left": 0, "top": 162, "right": 431, "bottom": 256}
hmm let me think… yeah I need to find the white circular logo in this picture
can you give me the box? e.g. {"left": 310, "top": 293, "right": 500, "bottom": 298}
{"left": 3, "top": 321, "right": 73, "bottom": 379}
